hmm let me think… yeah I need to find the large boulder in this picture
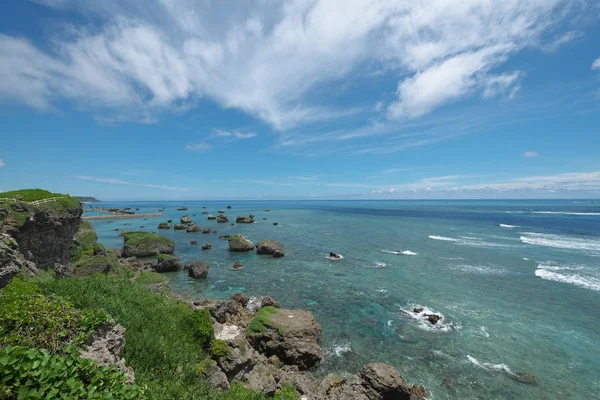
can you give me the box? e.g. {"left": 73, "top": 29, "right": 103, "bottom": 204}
{"left": 121, "top": 232, "right": 174, "bottom": 258}
{"left": 186, "top": 224, "right": 201, "bottom": 232}
{"left": 228, "top": 234, "right": 254, "bottom": 252}
{"left": 217, "top": 214, "right": 228, "bottom": 223}
{"left": 256, "top": 240, "right": 284, "bottom": 257}
{"left": 0, "top": 233, "right": 38, "bottom": 288}
{"left": 158, "top": 222, "right": 171, "bottom": 229}
{"left": 207, "top": 214, "right": 217, "bottom": 220}
{"left": 174, "top": 224, "right": 187, "bottom": 230}
{"left": 155, "top": 255, "right": 182, "bottom": 272}
{"left": 247, "top": 308, "right": 322, "bottom": 370}
{"left": 236, "top": 216, "right": 254, "bottom": 224}
{"left": 181, "top": 215, "right": 192, "bottom": 224}
{"left": 188, "top": 260, "right": 209, "bottom": 279}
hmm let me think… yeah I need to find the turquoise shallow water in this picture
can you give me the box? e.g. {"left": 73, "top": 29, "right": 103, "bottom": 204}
{"left": 90, "top": 200, "right": 600, "bottom": 399}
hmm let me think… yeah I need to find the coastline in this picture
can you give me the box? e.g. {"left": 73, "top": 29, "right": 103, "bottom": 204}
{"left": 83, "top": 213, "right": 163, "bottom": 220}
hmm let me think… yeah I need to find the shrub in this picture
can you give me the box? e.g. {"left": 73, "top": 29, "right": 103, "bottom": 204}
{"left": 187, "top": 309, "right": 214, "bottom": 348}
{"left": 247, "top": 307, "right": 279, "bottom": 335}
{"left": 0, "top": 279, "right": 109, "bottom": 353}
{"left": 209, "top": 339, "right": 232, "bottom": 359}
{"left": 0, "top": 346, "right": 145, "bottom": 399}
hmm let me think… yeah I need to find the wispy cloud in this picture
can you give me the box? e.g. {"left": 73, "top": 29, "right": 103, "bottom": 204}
{"left": 523, "top": 151, "right": 539, "bottom": 158}
{"left": 247, "top": 180, "right": 294, "bottom": 187}
{"left": 540, "top": 30, "right": 583, "bottom": 53}
{"left": 185, "top": 143, "right": 212, "bottom": 152}
{"left": 593, "top": 57, "right": 600, "bottom": 70}
{"left": 76, "top": 175, "right": 189, "bottom": 191}
{"left": 212, "top": 129, "right": 257, "bottom": 140}
{"left": 0, "top": 0, "right": 582, "bottom": 131}
{"left": 290, "top": 175, "right": 322, "bottom": 181}
{"left": 0, "top": 158, "right": 5, "bottom": 168}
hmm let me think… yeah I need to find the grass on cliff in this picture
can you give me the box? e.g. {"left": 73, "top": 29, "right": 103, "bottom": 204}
{"left": 123, "top": 231, "right": 173, "bottom": 251}
{"left": 247, "top": 306, "right": 280, "bottom": 335}
{"left": 36, "top": 276, "right": 294, "bottom": 399}
{"left": 0, "top": 188, "right": 80, "bottom": 209}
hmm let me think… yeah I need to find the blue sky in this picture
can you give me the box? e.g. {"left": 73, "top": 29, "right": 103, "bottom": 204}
{"left": 1, "top": 0, "right": 599, "bottom": 200}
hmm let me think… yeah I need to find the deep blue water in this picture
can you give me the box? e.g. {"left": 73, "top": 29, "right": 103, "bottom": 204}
{"left": 89, "top": 199, "right": 600, "bottom": 399}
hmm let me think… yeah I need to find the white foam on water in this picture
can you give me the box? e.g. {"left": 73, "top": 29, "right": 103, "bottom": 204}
{"left": 535, "top": 267, "right": 600, "bottom": 292}
{"left": 325, "top": 254, "right": 344, "bottom": 260}
{"left": 451, "top": 264, "right": 507, "bottom": 275}
{"left": 520, "top": 232, "right": 600, "bottom": 254}
{"left": 325, "top": 340, "right": 352, "bottom": 358}
{"left": 500, "top": 224, "right": 518, "bottom": 228}
{"left": 460, "top": 236, "right": 480, "bottom": 240}
{"left": 377, "top": 288, "right": 388, "bottom": 294}
{"left": 523, "top": 257, "right": 530, "bottom": 261}
{"left": 531, "top": 211, "right": 600, "bottom": 216}
{"left": 374, "top": 262, "right": 388, "bottom": 268}
{"left": 429, "top": 235, "right": 457, "bottom": 241}
{"left": 439, "top": 256, "right": 465, "bottom": 260}
{"left": 381, "top": 249, "right": 417, "bottom": 256}
{"left": 467, "top": 355, "right": 514, "bottom": 375}
{"left": 480, "top": 326, "right": 490, "bottom": 338}
{"left": 399, "top": 305, "right": 458, "bottom": 333}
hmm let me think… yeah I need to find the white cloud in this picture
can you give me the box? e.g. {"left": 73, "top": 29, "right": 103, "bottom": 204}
{"left": 523, "top": 151, "right": 539, "bottom": 157}
{"left": 234, "top": 132, "right": 257, "bottom": 139}
{"left": 185, "top": 143, "right": 212, "bottom": 152}
{"left": 213, "top": 129, "right": 232, "bottom": 137}
{"left": 0, "top": 158, "right": 5, "bottom": 168}
{"left": 0, "top": 0, "right": 579, "bottom": 130}
{"left": 76, "top": 175, "right": 189, "bottom": 191}
{"left": 592, "top": 57, "right": 600, "bottom": 70}
{"left": 540, "top": 30, "right": 583, "bottom": 53}
{"left": 212, "top": 129, "right": 257, "bottom": 140}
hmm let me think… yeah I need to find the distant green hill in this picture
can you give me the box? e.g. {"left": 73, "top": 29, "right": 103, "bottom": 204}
{"left": 75, "top": 196, "right": 101, "bottom": 202}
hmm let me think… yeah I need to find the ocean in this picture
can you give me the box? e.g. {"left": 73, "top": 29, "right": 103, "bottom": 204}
{"left": 89, "top": 199, "right": 600, "bottom": 399}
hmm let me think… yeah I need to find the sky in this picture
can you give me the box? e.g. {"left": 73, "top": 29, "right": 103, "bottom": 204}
{"left": 0, "top": 0, "right": 599, "bottom": 200}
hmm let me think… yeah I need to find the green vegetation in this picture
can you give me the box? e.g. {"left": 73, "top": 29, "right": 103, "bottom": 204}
{"left": 122, "top": 232, "right": 174, "bottom": 257}
{"left": 229, "top": 234, "right": 244, "bottom": 242}
{"left": 247, "top": 307, "right": 279, "bottom": 335}
{"left": 134, "top": 272, "right": 168, "bottom": 286}
{"left": 187, "top": 309, "right": 214, "bottom": 348}
{"left": 0, "top": 189, "right": 79, "bottom": 209}
{"left": 93, "top": 242, "right": 105, "bottom": 254}
{"left": 72, "top": 253, "right": 122, "bottom": 277}
{"left": 75, "top": 196, "right": 101, "bottom": 202}
{"left": 0, "top": 346, "right": 144, "bottom": 399}
{"left": 158, "top": 253, "right": 176, "bottom": 261}
{"left": 0, "top": 279, "right": 109, "bottom": 354}
{"left": 210, "top": 339, "right": 232, "bottom": 359}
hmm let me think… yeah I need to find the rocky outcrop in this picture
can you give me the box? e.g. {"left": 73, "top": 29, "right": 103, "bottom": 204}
{"left": 217, "top": 215, "right": 228, "bottom": 223}
{"left": 174, "top": 224, "right": 187, "bottom": 230}
{"left": 188, "top": 260, "right": 209, "bottom": 279}
{"left": 79, "top": 323, "right": 135, "bottom": 384}
{"left": 236, "top": 216, "right": 254, "bottom": 224}
{"left": 202, "top": 244, "right": 212, "bottom": 250}
{"left": 256, "top": 240, "right": 284, "bottom": 258}
{"left": 121, "top": 232, "right": 174, "bottom": 258}
{"left": 207, "top": 214, "right": 217, "bottom": 220}
{"left": 158, "top": 222, "right": 171, "bottom": 229}
{"left": 1, "top": 199, "right": 82, "bottom": 270}
{"left": 228, "top": 234, "right": 254, "bottom": 252}
{"left": 181, "top": 215, "right": 192, "bottom": 224}
{"left": 186, "top": 224, "right": 201, "bottom": 232}
{"left": 155, "top": 255, "right": 182, "bottom": 272}
{"left": 0, "top": 233, "right": 38, "bottom": 289}
{"left": 247, "top": 308, "right": 322, "bottom": 370}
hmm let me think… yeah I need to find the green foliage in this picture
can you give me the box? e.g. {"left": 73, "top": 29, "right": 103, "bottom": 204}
{"left": 93, "top": 243, "right": 105, "bottom": 254}
{"left": 3, "top": 237, "right": 18, "bottom": 250}
{"left": 247, "top": 307, "right": 279, "bottom": 335}
{"left": 209, "top": 340, "right": 232, "bottom": 359}
{"left": 72, "top": 253, "right": 121, "bottom": 277}
{"left": 0, "top": 279, "right": 109, "bottom": 354}
{"left": 0, "top": 189, "right": 67, "bottom": 203}
{"left": 0, "top": 345, "right": 144, "bottom": 399}
{"left": 122, "top": 232, "right": 173, "bottom": 256}
{"left": 274, "top": 383, "right": 297, "bottom": 400}
{"left": 157, "top": 254, "right": 176, "bottom": 261}
{"left": 134, "top": 272, "right": 167, "bottom": 286}
{"left": 187, "top": 309, "right": 214, "bottom": 348}
{"left": 228, "top": 234, "right": 244, "bottom": 242}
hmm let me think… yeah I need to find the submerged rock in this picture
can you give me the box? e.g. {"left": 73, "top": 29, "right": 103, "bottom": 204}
{"left": 186, "top": 224, "right": 201, "bottom": 232}
{"left": 191, "top": 240, "right": 198, "bottom": 245}
{"left": 207, "top": 214, "right": 217, "bottom": 220}
{"left": 511, "top": 372, "right": 536, "bottom": 384}
{"left": 233, "top": 261, "right": 244, "bottom": 270}
{"left": 256, "top": 240, "right": 284, "bottom": 257}
{"left": 236, "top": 216, "right": 254, "bottom": 224}
{"left": 217, "top": 214, "right": 229, "bottom": 223}
{"left": 158, "top": 222, "right": 171, "bottom": 229}
{"left": 202, "top": 244, "right": 212, "bottom": 250}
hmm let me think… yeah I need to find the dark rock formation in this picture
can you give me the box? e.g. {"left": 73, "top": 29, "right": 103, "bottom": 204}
{"left": 207, "top": 214, "right": 217, "bottom": 220}
{"left": 231, "top": 292, "right": 250, "bottom": 307}
{"left": 218, "top": 210, "right": 225, "bottom": 214}
{"left": 256, "top": 240, "right": 284, "bottom": 257}
{"left": 425, "top": 314, "right": 441, "bottom": 325}
{"left": 261, "top": 296, "right": 280, "bottom": 308}
{"left": 219, "top": 235, "right": 231, "bottom": 240}
{"left": 174, "top": 224, "right": 187, "bottom": 230}
{"left": 155, "top": 255, "right": 182, "bottom": 272}
{"left": 228, "top": 234, "right": 254, "bottom": 252}
{"left": 158, "top": 222, "right": 171, "bottom": 229}
{"left": 181, "top": 215, "right": 192, "bottom": 224}
{"left": 273, "top": 249, "right": 284, "bottom": 258}
{"left": 236, "top": 216, "right": 254, "bottom": 224}
{"left": 273, "top": 222, "right": 278, "bottom": 226}
{"left": 202, "top": 228, "right": 213, "bottom": 234}
{"left": 233, "top": 261, "right": 244, "bottom": 270}
{"left": 227, "top": 205, "right": 232, "bottom": 209}
{"left": 329, "top": 252, "right": 342, "bottom": 259}
{"left": 188, "top": 260, "right": 209, "bottom": 279}
{"left": 121, "top": 232, "right": 174, "bottom": 258}
{"left": 202, "top": 244, "right": 212, "bottom": 250}
{"left": 0, "top": 233, "right": 38, "bottom": 288}
{"left": 217, "top": 214, "right": 228, "bottom": 223}
{"left": 191, "top": 240, "right": 198, "bottom": 245}
{"left": 186, "top": 224, "right": 201, "bottom": 232}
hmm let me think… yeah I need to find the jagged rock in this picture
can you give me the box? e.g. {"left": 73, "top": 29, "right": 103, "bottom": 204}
{"left": 261, "top": 296, "right": 281, "bottom": 308}
{"left": 0, "top": 233, "right": 38, "bottom": 288}
{"left": 231, "top": 292, "right": 250, "bottom": 307}
{"left": 227, "top": 205, "right": 232, "bottom": 209}
{"left": 155, "top": 255, "right": 182, "bottom": 272}
{"left": 219, "top": 235, "right": 231, "bottom": 240}
{"left": 256, "top": 240, "right": 284, "bottom": 256}
{"left": 217, "top": 215, "right": 229, "bottom": 223}
{"left": 236, "top": 216, "right": 254, "bottom": 224}
{"left": 203, "top": 360, "right": 230, "bottom": 390}
{"left": 511, "top": 372, "right": 536, "bottom": 384}
{"left": 158, "top": 223, "right": 171, "bottom": 229}
{"left": 248, "top": 309, "right": 322, "bottom": 370}
{"left": 202, "top": 244, "right": 212, "bottom": 250}
{"left": 181, "top": 216, "right": 192, "bottom": 224}
{"left": 191, "top": 240, "right": 198, "bottom": 245}
{"left": 167, "top": 219, "right": 173, "bottom": 223}
{"left": 188, "top": 260, "right": 209, "bottom": 279}
{"left": 245, "top": 363, "right": 278, "bottom": 395}
{"left": 174, "top": 224, "right": 187, "bottom": 230}
{"left": 208, "top": 214, "right": 217, "bottom": 220}
{"left": 218, "top": 210, "right": 225, "bottom": 214}
{"left": 359, "top": 363, "right": 426, "bottom": 399}
{"left": 202, "top": 228, "right": 213, "bottom": 234}
{"left": 212, "top": 299, "right": 243, "bottom": 323}
{"left": 329, "top": 252, "right": 342, "bottom": 259}
{"left": 228, "top": 234, "right": 254, "bottom": 252}
{"left": 413, "top": 307, "right": 424, "bottom": 314}
{"left": 424, "top": 314, "right": 441, "bottom": 325}
{"left": 273, "top": 222, "right": 278, "bottom": 226}
{"left": 80, "top": 323, "right": 135, "bottom": 384}
{"left": 186, "top": 224, "right": 201, "bottom": 232}
{"left": 273, "top": 249, "right": 285, "bottom": 258}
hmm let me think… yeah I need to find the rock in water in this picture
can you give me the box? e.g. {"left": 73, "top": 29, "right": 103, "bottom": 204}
{"left": 425, "top": 314, "right": 441, "bottom": 325}
{"left": 207, "top": 214, "right": 217, "bottom": 220}
{"left": 174, "top": 224, "right": 187, "bottom": 230}
{"left": 231, "top": 292, "right": 250, "bottom": 307}
{"left": 121, "top": 232, "right": 174, "bottom": 257}
{"left": 248, "top": 308, "right": 322, "bottom": 370}
{"left": 158, "top": 222, "right": 171, "bottom": 229}
{"left": 181, "top": 215, "right": 192, "bottom": 224}
{"left": 256, "top": 240, "right": 284, "bottom": 256}
{"left": 217, "top": 214, "right": 228, "bottom": 223}
{"left": 228, "top": 234, "right": 254, "bottom": 252}
{"left": 186, "top": 224, "right": 201, "bottom": 232}
{"left": 236, "top": 216, "right": 254, "bottom": 224}
{"left": 155, "top": 255, "right": 182, "bottom": 272}
{"left": 202, "top": 244, "right": 212, "bottom": 250}
{"left": 233, "top": 261, "right": 244, "bottom": 270}
{"left": 188, "top": 260, "right": 209, "bottom": 279}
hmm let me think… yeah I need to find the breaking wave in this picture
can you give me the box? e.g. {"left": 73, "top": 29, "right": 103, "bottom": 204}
{"left": 520, "top": 232, "right": 600, "bottom": 254}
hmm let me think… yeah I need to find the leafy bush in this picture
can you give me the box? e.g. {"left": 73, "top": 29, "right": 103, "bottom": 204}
{"left": 187, "top": 309, "right": 214, "bottom": 347}
{"left": 0, "top": 279, "right": 108, "bottom": 353}
{"left": 92, "top": 243, "right": 105, "bottom": 254}
{"left": 209, "top": 339, "right": 232, "bottom": 359}
{"left": 0, "top": 346, "right": 145, "bottom": 399}
{"left": 247, "top": 307, "right": 279, "bottom": 335}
